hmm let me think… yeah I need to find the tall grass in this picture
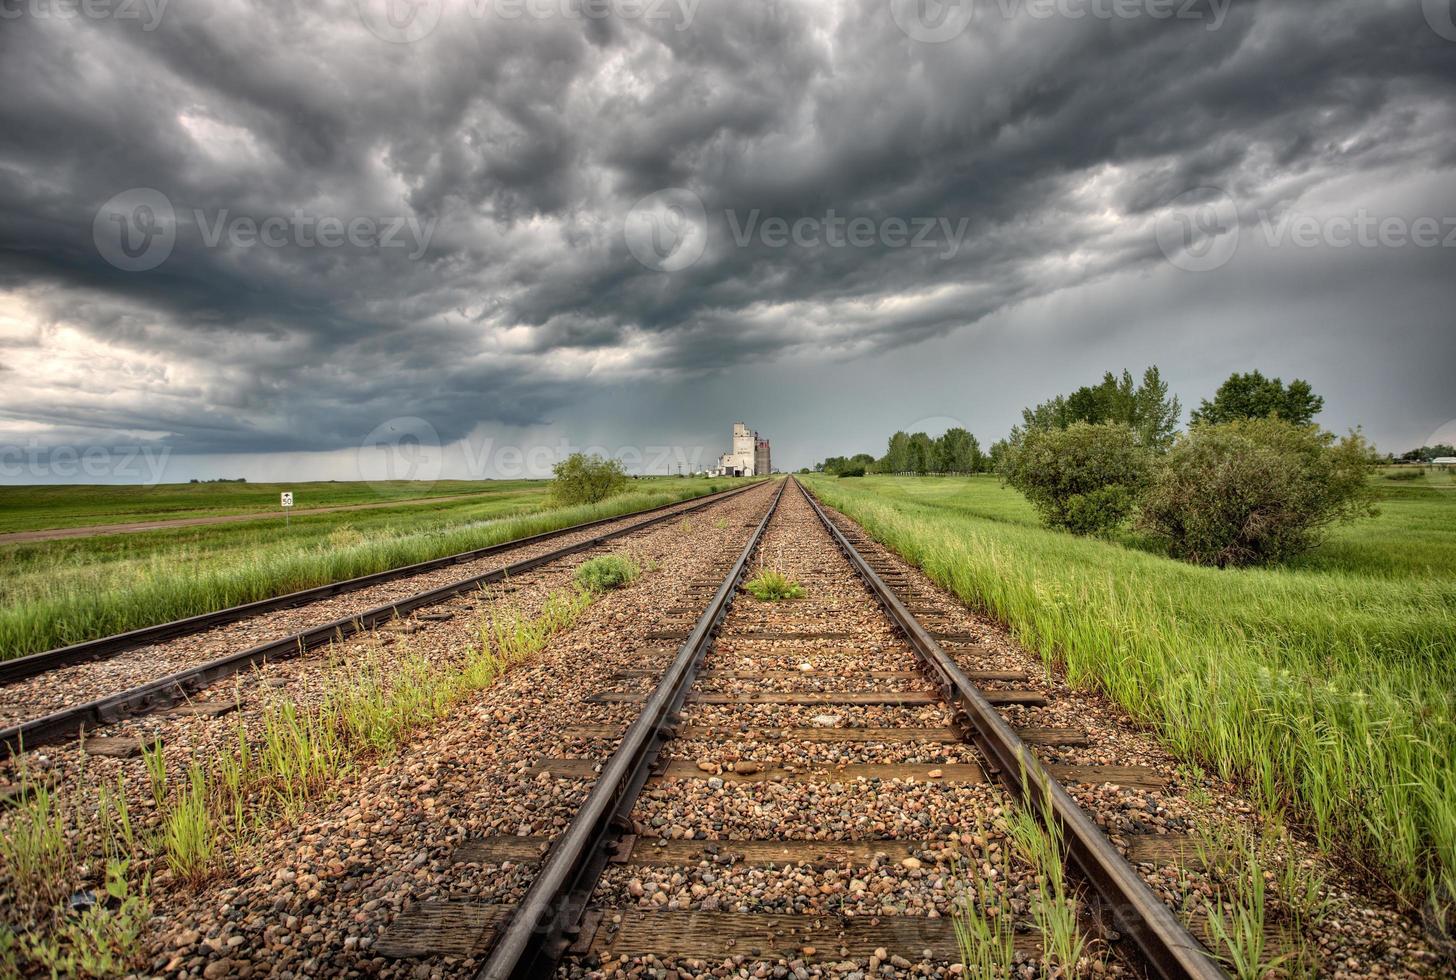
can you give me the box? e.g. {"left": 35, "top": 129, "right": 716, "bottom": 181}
{"left": 0, "top": 482, "right": 731, "bottom": 659}
{"left": 804, "top": 475, "right": 1456, "bottom": 916}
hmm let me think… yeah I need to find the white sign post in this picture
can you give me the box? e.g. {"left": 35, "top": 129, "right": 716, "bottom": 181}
{"left": 281, "top": 491, "right": 293, "bottom": 525}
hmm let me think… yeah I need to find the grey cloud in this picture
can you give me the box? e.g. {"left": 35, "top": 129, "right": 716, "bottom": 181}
{"left": 0, "top": 0, "right": 1452, "bottom": 464}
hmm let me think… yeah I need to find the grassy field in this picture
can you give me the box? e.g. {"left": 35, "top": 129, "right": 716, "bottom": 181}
{"left": 0, "top": 479, "right": 545, "bottom": 533}
{"left": 0, "top": 477, "right": 739, "bottom": 659}
{"left": 802, "top": 473, "right": 1456, "bottom": 914}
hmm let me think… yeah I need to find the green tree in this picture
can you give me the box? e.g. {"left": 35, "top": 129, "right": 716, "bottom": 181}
{"left": 1190, "top": 371, "right": 1324, "bottom": 426}
{"left": 1139, "top": 419, "right": 1375, "bottom": 567}
{"left": 935, "top": 427, "right": 983, "bottom": 473}
{"left": 1132, "top": 366, "right": 1181, "bottom": 450}
{"left": 988, "top": 439, "right": 1011, "bottom": 474}
{"left": 550, "top": 453, "right": 629, "bottom": 504}
{"left": 1001, "top": 423, "right": 1152, "bottom": 535}
{"left": 881, "top": 431, "right": 911, "bottom": 473}
{"left": 1010, "top": 366, "right": 1180, "bottom": 450}
{"left": 907, "top": 432, "right": 935, "bottom": 475}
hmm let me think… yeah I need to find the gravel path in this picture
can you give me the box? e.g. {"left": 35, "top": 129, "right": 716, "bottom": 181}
{"left": 0, "top": 487, "right": 752, "bottom": 727}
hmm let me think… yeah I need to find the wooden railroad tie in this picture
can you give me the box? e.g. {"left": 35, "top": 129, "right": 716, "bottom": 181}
{"left": 561, "top": 723, "right": 1090, "bottom": 747}
{"left": 587, "top": 689, "right": 1048, "bottom": 707}
{"left": 525, "top": 757, "right": 1167, "bottom": 789}
{"left": 449, "top": 832, "right": 1204, "bottom": 871}
{"left": 376, "top": 905, "right": 1041, "bottom": 962}
{"left": 609, "top": 669, "right": 1030, "bottom": 683}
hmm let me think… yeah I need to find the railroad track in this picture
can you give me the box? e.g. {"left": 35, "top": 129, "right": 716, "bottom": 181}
{"left": 375, "top": 477, "right": 1223, "bottom": 978}
{"left": 0, "top": 481, "right": 767, "bottom": 757}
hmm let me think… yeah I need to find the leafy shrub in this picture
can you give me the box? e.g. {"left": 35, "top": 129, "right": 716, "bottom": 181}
{"left": 575, "top": 554, "right": 640, "bottom": 592}
{"left": 1138, "top": 418, "right": 1376, "bottom": 567}
{"left": 1001, "top": 422, "right": 1151, "bottom": 535}
{"left": 744, "top": 569, "right": 805, "bottom": 601}
{"left": 838, "top": 466, "right": 866, "bottom": 478}
{"left": 550, "top": 453, "right": 628, "bottom": 505}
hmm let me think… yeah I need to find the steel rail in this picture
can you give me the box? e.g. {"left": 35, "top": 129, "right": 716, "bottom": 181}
{"left": 475, "top": 478, "right": 788, "bottom": 980}
{"left": 0, "top": 482, "right": 763, "bottom": 686}
{"left": 0, "top": 481, "right": 774, "bottom": 758}
{"left": 796, "top": 477, "right": 1224, "bottom": 980}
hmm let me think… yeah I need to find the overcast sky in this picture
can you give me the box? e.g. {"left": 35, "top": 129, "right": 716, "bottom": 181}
{"left": 1, "top": 0, "right": 1453, "bottom": 482}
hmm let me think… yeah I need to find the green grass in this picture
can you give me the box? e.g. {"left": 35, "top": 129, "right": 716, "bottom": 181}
{"left": 0, "top": 479, "right": 551, "bottom": 533}
{"left": 0, "top": 478, "right": 737, "bottom": 659}
{"left": 802, "top": 473, "right": 1456, "bottom": 916}
{"left": 743, "top": 569, "right": 806, "bottom": 601}
{"left": 575, "top": 554, "right": 641, "bottom": 592}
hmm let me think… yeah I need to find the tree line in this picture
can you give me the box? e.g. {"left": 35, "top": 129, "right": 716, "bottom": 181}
{"left": 813, "top": 367, "right": 1380, "bottom": 568}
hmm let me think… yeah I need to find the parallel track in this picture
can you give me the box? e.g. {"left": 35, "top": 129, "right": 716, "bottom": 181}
{"left": 0, "top": 481, "right": 768, "bottom": 757}
{"left": 0, "top": 481, "right": 760, "bottom": 685}
{"left": 400, "top": 477, "right": 1225, "bottom": 979}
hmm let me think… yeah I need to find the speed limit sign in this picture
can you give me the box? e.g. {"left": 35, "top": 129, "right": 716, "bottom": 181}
{"left": 280, "top": 492, "right": 294, "bottom": 507}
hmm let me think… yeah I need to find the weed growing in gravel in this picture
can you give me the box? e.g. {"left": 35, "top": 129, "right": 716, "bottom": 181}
{"left": 24, "top": 860, "right": 151, "bottom": 978}
{"left": 141, "top": 739, "right": 167, "bottom": 808}
{"left": 163, "top": 764, "right": 217, "bottom": 883}
{"left": 950, "top": 831, "right": 1017, "bottom": 976}
{"left": 575, "top": 554, "right": 640, "bottom": 592}
{"left": 1194, "top": 820, "right": 1328, "bottom": 977}
{"left": 744, "top": 568, "right": 805, "bottom": 601}
{"left": 1004, "top": 800, "right": 1091, "bottom": 975}
{"left": 0, "top": 768, "right": 76, "bottom": 911}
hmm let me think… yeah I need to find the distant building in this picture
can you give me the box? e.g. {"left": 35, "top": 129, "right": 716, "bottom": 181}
{"left": 1433, "top": 457, "right": 1456, "bottom": 465}
{"left": 712, "top": 422, "right": 769, "bottom": 476}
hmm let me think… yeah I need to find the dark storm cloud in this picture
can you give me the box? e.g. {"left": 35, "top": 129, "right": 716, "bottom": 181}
{"left": 0, "top": 0, "right": 1453, "bottom": 461}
